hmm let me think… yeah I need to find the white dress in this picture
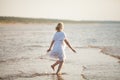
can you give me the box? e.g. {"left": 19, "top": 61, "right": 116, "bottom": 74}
{"left": 49, "top": 31, "right": 66, "bottom": 61}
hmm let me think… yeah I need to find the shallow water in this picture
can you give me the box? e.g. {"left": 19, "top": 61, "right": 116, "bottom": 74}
{"left": 0, "top": 23, "right": 120, "bottom": 57}
{"left": 0, "top": 23, "right": 120, "bottom": 80}
{"left": 0, "top": 23, "right": 120, "bottom": 47}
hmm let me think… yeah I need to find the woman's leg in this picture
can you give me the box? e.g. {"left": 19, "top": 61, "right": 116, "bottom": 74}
{"left": 51, "top": 60, "right": 60, "bottom": 71}
{"left": 56, "top": 61, "right": 64, "bottom": 74}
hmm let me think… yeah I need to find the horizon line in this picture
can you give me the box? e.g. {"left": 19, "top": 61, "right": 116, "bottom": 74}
{"left": 0, "top": 16, "right": 120, "bottom": 22}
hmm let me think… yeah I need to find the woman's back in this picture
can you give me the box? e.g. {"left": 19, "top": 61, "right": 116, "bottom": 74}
{"left": 53, "top": 32, "right": 66, "bottom": 41}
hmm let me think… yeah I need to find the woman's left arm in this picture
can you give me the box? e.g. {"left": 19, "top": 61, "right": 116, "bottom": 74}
{"left": 64, "top": 39, "right": 76, "bottom": 53}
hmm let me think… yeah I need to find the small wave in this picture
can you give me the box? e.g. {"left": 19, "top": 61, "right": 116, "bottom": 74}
{"left": 37, "top": 54, "right": 57, "bottom": 61}
{"left": 0, "top": 57, "right": 29, "bottom": 63}
{"left": 88, "top": 45, "right": 120, "bottom": 60}
{"left": 24, "top": 45, "right": 44, "bottom": 47}
{"left": 75, "top": 45, "right": 120, "bottom": 60}
{"left": 101, "top": 47, "right": 120, "bottom": 60}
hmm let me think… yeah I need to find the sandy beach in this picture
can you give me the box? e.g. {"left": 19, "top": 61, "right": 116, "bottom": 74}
{"left": 0, "top": 47, "right": 120, "bottom": 80}
{"left": 0, "top": 23, "right": 120, "bottom": 80}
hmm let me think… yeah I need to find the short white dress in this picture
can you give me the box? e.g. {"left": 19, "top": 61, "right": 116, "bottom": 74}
{"left": 49, "top": 31, "right": 67, "bottom": 61}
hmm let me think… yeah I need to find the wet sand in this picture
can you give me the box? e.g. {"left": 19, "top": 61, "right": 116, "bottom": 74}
{"left": 0, "top": 48, "right": 120, "bottom": 80}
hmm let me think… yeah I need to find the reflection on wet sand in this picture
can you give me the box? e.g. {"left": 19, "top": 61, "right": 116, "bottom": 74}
{"left": 51, "top": 74, "right": 64, "bottom": 80}
{"left": 81, "top": 74, "right": 87, "bottom": 80}
{"left": 56, "top": 74, "right": 64, "bottom": 80}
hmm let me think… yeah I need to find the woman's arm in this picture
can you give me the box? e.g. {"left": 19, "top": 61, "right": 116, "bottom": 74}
{"left": 64, "top": 39, "right": 76, "bottom": 53}
{"left": 47, "top": 40, "right": 54, "bottom": 52}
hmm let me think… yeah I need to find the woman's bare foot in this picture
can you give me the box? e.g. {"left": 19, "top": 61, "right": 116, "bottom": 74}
{"left": 56, "top": 72, "right": 61, "bottom": 75}
{"left": 51, "top": 65, "right": 55, "bottom": 71}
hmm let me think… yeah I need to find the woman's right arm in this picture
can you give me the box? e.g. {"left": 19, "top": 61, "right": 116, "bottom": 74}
{"left": 47, "top": 40, "right": 54, "bottom": 52}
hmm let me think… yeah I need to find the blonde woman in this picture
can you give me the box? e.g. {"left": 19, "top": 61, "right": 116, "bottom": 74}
{"left": 47, "top": 22, "right": 76, "bottom": 75}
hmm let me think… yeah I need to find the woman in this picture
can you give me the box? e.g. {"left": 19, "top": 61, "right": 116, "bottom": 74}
{"left": 47, "top": 22, "right": 76, "bottom": 75}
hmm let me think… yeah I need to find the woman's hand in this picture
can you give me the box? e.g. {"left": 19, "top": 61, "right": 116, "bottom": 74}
{"left": 72, "top": 48, "right": 76, "bottom": 53}
{"left": 47, "top": 48, "right": 51, "bottom": 52}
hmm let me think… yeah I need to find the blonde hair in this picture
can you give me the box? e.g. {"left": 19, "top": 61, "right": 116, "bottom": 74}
{"left": 56, "top": 22, "right": 64, "bottom": 31}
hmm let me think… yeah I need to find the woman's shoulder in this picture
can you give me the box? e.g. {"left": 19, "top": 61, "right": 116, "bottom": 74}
{"left": 55, "top": 31, "right": 66, "bottom": 36}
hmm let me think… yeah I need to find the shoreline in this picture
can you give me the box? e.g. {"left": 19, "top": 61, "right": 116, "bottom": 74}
{"left": 100, "top": 47, "right": 120, "bottom": 60}
{"left": 88, "top": 45, "right": 120, "bottom": 60}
